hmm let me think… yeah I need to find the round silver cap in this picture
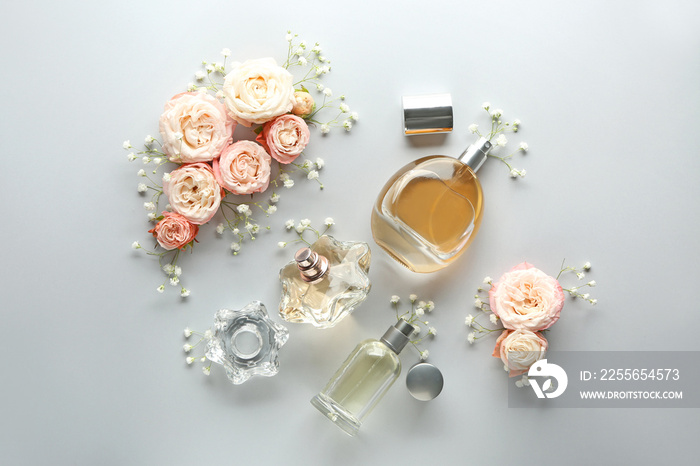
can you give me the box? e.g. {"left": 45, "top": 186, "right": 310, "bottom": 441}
{"left": 402, "top": 93, "right": 453, "bottom": 135}
{"left": 406, "top": 362, "right": 444, "bottom": 401}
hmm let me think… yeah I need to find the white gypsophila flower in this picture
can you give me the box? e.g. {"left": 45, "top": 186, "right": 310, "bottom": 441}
{"left": 493, "top": 108, "right": 503, "bottom": 117}
{"left": 123, "top": 140, "right": 132, "bottom": 149}
{"left": 181, "top": 288, "right": 190, "bottom": 298}
{"left": 205, "top": 64, "right": 214, "bottom": 72}
{"left": 172, "top": 266, "right": 181, "bottom": 277}
{"left": 162, "top": 172, "right": 171, "bottom": 182}
{"left": 184, "top": 327, "right": 192, "bottom": 338}
{"left": 143, "top": 202, "right": 155, "bottom": 211}
{"left": 509, "top": 169, "right": 518, "bottom": 178}
{"left": 428, "top": 327, "right": 437, "bottom": 336}
{"left": 582, "top": 293, "right": 590, "bottom": 300}
{"left": 298, "top": 57, "right": 307, "bottom": 66}
{"left": 320, "top": 124, "right": 330, "bottom": 134}
{"left": 279, "top": 173, "right": 290, "bottom": 181}
{"left": 202, "top": 366, "right": 211, "bottom": 376}
{"left": 127, "top": 152, "right": 137, "bottom": 161}
{"left": 232, "top": 228, "right": 239, "bottom": 234}
{"left": 515, "top": 379, "right": 524, "bottom": 388}
{"left": 390, "top": 295, "right": 400, "bottom": 304}
{"left": 495, "top": 134, "right": 508, "bottom": 147}
{"left": 142, "top": 156, "right": 150, "bottom": 164}
{"left": 131, "top": 241, "right": 141, "bottom": 249}
{"left": 324, "top": 217, "right": 334, "bottom": 226}
{"left": 413, "top": 324, "right": 420, "bottom": 335}
{"left": 299, "top": 40, "right": 307, "bottom": 49}
{"left": 583, "top": 262, "right": 592, "bottom": 270}
{"left": 187, "top": 82, "right": 196, "bottom": 92}
{"left": 465, "top": 314, "right": 474, "bottom": 326}
{"left": 467, "top": 332, "right": 476, "bottom": 344}
{"left": 419, "top": 350, "right": 429, "bottom": 361}
{"left": 137, "top": 169, "right": 146, "bottom": 177}
{"left": 230, "top": 242, "right": 241, "bottom": 252}
{"left": 321, "top": 65, "right": 330, "bottom": 74}
{"left": 519, "top": 169, "right": 527, "bottom": 177}
{"left": 284, "top": 179, "right": 295, "bottom": 188}
{"left": 588, "top": 280, "right": 597, "bottom": 287}
{"left": 152, "top": 157, "right": 162, "bottom": 165}
{"left": 418, "top": 300, "right": 426, "bottom": 309}
{"left": 577, "top": 272, "right": 586, "bottom": 280}
{"left": 216, "top": 223, "right": 224, "bottom": 235}
{"left": 315, "top": 158, "right": 325, "bottom": 169}
{"left": 469, "top": 124, "right": 479, "bottom": 134}
{"left": 315, "top": 83, "right": 324, "bottom": 91}
{"left": 186, "top": 357, "right": 195, "bottom": 365}
{"left": 295, "top": 224, "right": 305, "bottom": 234}
{"left": 270, "top": 193, "right": 280, "bottom": 203}
{"left": 195, "top": 71, "right": 205, "bottom": 81}
{"left": 285, "top": 219, "right": 295, "bottom": 230}
{"left": 481, "top": 102, "right": 490, "bottom": 111}
{"left": 513, "top": 119, "right": 521, "bottom": 126}
{"left": 350, "top": 112, "right": 359, "bottom": 121}
{"left": 416, "top": 308, "right": 425, "bottom": 317}
{"left": 426, "top": 301, "right": 435, "bottom": 311}
{"left": 519, "top": 142, "right": 529, "bottom": 152}
{"left": 137, "top": 183, "right": 147, "bottom": 193}
{"left": 483, "top": 276, "right": 492, "bottom": 284}
{"left": 245, "top": 223, "right": 255, "bottom": 232}
{"left": 183, "top": 344, "right": 192, "bottom": 353}
{"left": 162, "top": 264, "right": 174, "bottom": 274}
{"left": 300, "top": 218, "right": 311, "bottom": 227}
{"left": 311, "top": 45, "right": 321, "bottom": 54}
{"left": 590, "top": 299, "right": 598, "bottom": 305}
{"left": 475, "top": 299, "right": 483, "bottom": 308}
{"left": 170, "top": 277, "right": 180, "bottom": 286}
{"left": 214, "top": 62, "right": 224, "bottom": 72}
{"left": 286, "top": 33, "right": 293, "bottom": 42}
{"left": 293, "top": 47, "right": 304, "bottom": 56}
{"left": 343, "top": 120, "right": 353, "bottom": 131}
{"left": 221, "top": 48, "right": 231, "bottom": 57}
{"left": 204, "top": 330, "right": 213, "bottom": 340}
{"left": 278, "top": 242, "right": 286, "bottom": 248}
{"left": 323, "top": 88, "right": 332, "bottom": 97}
{"left": 490, "top": 313, "right": 499, "bottom": 324}
{"left": 237, "top": 204, "right": 250, "bottom": 215}
{"left": 339, "top": 103, "right": 350, "bottom": 113}
{"left": 267, "top": 205, "right": 277, "bottom": 215}
{"left": 409, "top": 294, "right": 418, "bottom": 302}
{"left": 307, "top": 170, "right": 319, "bottom": 180}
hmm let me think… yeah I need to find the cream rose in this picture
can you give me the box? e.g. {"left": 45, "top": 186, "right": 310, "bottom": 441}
{"left": 255, "top": 114, "right": 310, "bottom": 164}
{"left": 163, "top": 163, "right": 222, "bottom": 225}
{"left": 492, "top": 329, "right": 548, "bottom": 376}
{"left": 149, "top": 211, "right": 199, "bottom": 250}
{"left": 222, "top": 58, "right": 295, "bottom": 126}
{"left": 291, "top": 91, "right": 315, "bottom": 116}
{"left": 159, "top": 92, "right": 235, "bottom": 163}
{"left": 489, "top": 262, "right": 565, "bottom": 331}
{"left": 213, "top": 140, "right": 271, "bottom": 195}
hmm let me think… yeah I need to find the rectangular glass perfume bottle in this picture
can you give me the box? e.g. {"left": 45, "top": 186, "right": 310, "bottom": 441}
{"left": 310, "top": 320, "right": 414, "bottom": 436}
{"left": 371, "top": 137, "right": 492, "bottom": 273}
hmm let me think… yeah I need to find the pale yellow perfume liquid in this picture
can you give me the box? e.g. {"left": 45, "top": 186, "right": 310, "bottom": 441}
{"left": 371, "top": 156, "right": 484, "bottom": 273}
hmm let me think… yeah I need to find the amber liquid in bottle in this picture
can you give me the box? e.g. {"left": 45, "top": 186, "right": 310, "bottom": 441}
{"left": 371, "top": 139, "right": 489, "bottom": 273}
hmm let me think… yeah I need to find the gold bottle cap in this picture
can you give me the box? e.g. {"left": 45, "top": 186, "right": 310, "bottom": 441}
{"left": 295, "top": 248, "right": 329, "bottom": 284}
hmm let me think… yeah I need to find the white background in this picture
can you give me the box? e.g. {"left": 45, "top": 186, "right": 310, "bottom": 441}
{"left": 2, "top": 0, "right": 699, "bottom": 464}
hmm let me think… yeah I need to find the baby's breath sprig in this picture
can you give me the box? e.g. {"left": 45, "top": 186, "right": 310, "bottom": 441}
{"left": 389, "top": 294, "right": 437, "bottom": 361}
{"left": 131, "top": 241, "right": 191, "bottom": 297}
{"left": 469, "top": 102, "right": 528, "bottom": 178}
{"left": 278, "top": 217, "right": 335, "bottom": 249}
{"left": 465, "top": 277, "right": 504, "bottom": 345}
{"left": 557, "top": 260, "right": 598, "bottom": 305}
{"left": 182, "top": 327, "right": 214, "bottom": 376}
{"left": 283, "top": 31, "right": 358, "bottom": 133}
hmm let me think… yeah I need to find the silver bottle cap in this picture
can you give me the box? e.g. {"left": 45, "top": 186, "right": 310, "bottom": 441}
{"left": 380, "top": 319, "right": 415, "bottom": 354}
{"left": 459, "top": 136, "right": 493, "bottom": 172}
{"left": 294, "top": 248, "right": 329, "bottom": 284}
{"left": 406, "top": 362, "right": 444, "bottom": 401}
{"left": 402, "top": 93, "right": 453, "bottom": 135}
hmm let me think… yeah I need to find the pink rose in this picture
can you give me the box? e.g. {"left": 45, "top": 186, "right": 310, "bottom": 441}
{"left": 493, "top": 329, "right": 548, "bottom": 377}
{"left": 149, "top": 211, "right": 199, "bottom": 250}
{"left": 163, "top": 163, "right": 222, "bottom": 225}
{"left": 256, "top": 114, "right": 310, "bottom": 164}
{"left": 213, "top": 140, "right": 271, "bottom": 195}
{"left": 159, "top": 92, "right": 235, "bottom": 163}
{"left": 489, "top": 262, "right": 565, "bottom": 331}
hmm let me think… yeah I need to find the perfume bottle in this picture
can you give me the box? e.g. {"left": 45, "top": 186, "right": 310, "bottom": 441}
{"left": 310, "top": 319, "right": 414, "bottom": 436}
{"left": 371, "top": 137, "right": 492, "bottom": 273}
{"left": 279, "top": 235, "right": 371, "bottom": 329}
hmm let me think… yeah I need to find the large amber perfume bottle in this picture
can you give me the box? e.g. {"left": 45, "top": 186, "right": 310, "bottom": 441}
{"left": 310, "top": 319, "right": 414, "bottom": 436}
{"left": 371, "top": 137, "right": 492, "bottom": 273}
